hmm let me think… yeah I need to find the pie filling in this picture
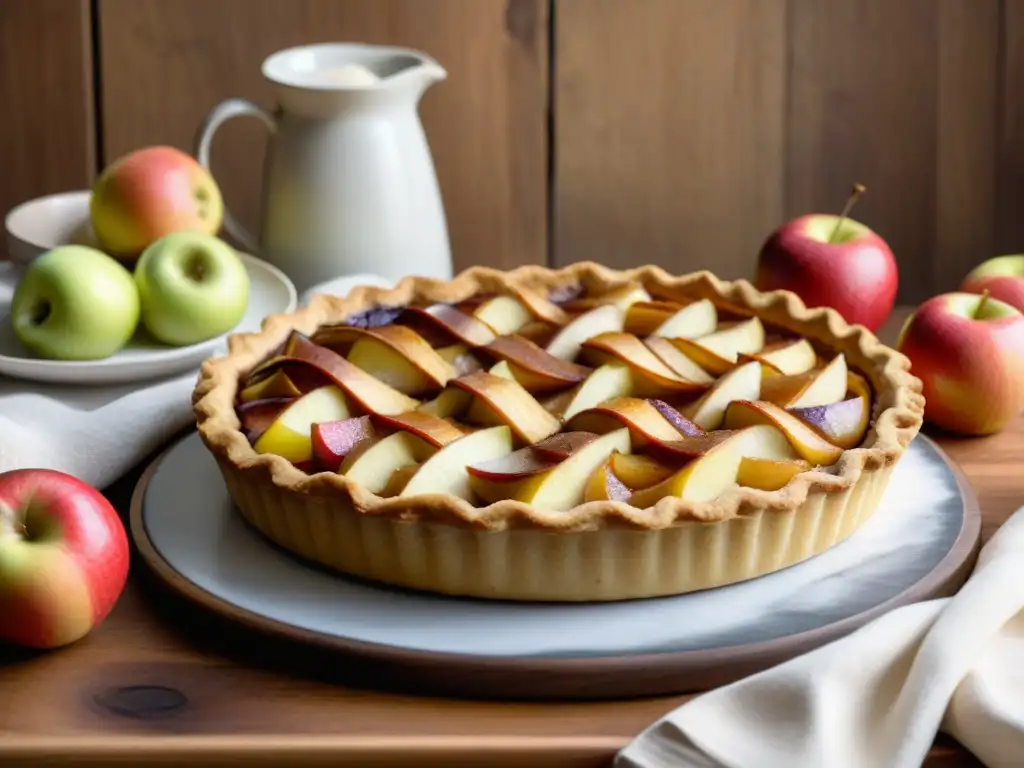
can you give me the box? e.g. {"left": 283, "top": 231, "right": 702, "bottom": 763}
{"left": 232, "top": 281, "right": 874, "bottom": 512}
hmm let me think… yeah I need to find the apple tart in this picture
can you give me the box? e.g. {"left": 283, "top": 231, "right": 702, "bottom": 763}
{"left": 193, "top": 262, "right": 924, "bottom": 602}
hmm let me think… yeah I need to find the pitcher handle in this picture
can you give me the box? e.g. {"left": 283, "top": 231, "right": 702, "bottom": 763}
{"left": 194, "top": 98, "right": 276, "bottom": 254}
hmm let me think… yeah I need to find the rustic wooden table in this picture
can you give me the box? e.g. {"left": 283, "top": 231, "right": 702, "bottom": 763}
{"left": 0, "top": 310, "right": 1007, "bottom": 767}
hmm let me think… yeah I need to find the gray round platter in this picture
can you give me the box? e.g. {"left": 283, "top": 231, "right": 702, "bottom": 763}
{"left": 131, "top": 431, "right": 980, "bottom": 700}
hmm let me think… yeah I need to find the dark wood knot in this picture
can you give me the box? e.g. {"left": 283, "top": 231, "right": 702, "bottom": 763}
{"left": 94, "top": 684, "right": 189, "bottom": 720}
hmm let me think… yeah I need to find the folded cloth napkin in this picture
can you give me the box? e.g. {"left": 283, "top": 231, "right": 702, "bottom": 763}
{"left": 0, "top": 262, "right": 393, "bottom": 489}
{"left": 616, "top": 504, "right": 1024, "bottom": 768}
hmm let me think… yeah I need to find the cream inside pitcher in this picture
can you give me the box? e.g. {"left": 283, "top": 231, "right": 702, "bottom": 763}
{"left": 194, "top": 43, "right": 453, "bottom": 292}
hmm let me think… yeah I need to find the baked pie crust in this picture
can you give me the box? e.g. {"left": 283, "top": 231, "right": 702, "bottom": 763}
{"left": 193, "top": 262, "right": 925, "bottom": 602}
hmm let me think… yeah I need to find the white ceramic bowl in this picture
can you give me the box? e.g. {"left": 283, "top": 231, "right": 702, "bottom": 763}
{"left": 5, "top": 190, "right": 100, "bottom": 266}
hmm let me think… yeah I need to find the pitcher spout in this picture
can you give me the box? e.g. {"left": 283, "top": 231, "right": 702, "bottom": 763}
{"left": 382, "top": 53, "right": 447, "bottom": 94}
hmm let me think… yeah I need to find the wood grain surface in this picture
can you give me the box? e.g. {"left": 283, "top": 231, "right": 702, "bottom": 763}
{"left": 0, "top": 308, "right": 995, "bottom": 767}
{"left": 96, "top": 0, "right": 549, "bottom": 275}
{"left": 553, "top": 0, "right": 1018, "bottom": 302}
{"left": 0, "top": 0, "right": 95, "bottom": 250}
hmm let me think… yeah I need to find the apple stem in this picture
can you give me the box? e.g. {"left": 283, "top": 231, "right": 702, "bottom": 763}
{"left": 976, "top": 288, "right": 991, "bottom": 318}
{"left": 828, "top": 183, "right": 867, "bottom": 244}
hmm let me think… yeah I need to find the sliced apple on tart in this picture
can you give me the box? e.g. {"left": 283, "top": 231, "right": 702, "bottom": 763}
{"left": 247, "top": 333, "right": 421, "bottom": 416}
{"left": 400, "top": 425, "right": 515, "bottom": 501}
{"left": 628, "top": 424, "right": 798, "bottom": 507}
{"left": 558, "top": 363, "right": 636, "bottom": 421}
{"left": 683, "top": 360, "right": 762, "bottom": 430}
{"left": 608, "top": 452, "right": 676, "bottom": 488}
{"left": 648, "top": 299, "right": 718, "bottom": 339}
{"left": 740, "top": 338, "right": 817, "bottom": 376}
{"left": 545, "top": 303, "right": 625, "bottom": 361}
{"left": 668, "top": 317, "right": 766, "bottom": 375}
{"left": 253, "top": 384, "right": 353, "bottom": 463}
{"left": 395, "top": 303, "right": 498, "bottom": 348}
{"left": 237, "top": 397, "right": 297, "bottom": 442}
{"left": 450, "top": 371, "right": 562, "bottom": 445}
{"left": 371, "top": 411, "right": 466, "bottom": 448}
{"left": 788, "top": 371, "right": 871, "bottom": 449}
{"left": 643, "top": 337, "right": 715, "bottom": 385}
{"left": 339, "top": 430, "right": 439, "bottom": 495}
{"left": 565, "top": 397, "right": 693, "bottom": 447}
{"left": 470, "top": 295, "right": 536, "bottom": 336}
{"left": 737, "top": 457, "right": 812, "bottom": 491}
{"left": 760, "top": 354, "right": 848, "bottom": 409}
{"left": 468, "top": 428, "right": 632, "bottom": 511}
{"left": 479, "top": 335, "right": 593, "bottom": 392}
{"left": 311, "top": 415, "right": 376, "bottom": 471}
{"left": 580, "top": 332, "right": 711, "bottom": 396}
{"left": 239, "top": 369, "right": 303, "bottom": 403}
{"left": 583, "top": 456, "right": 634, "bottom": 502}
{"left": 723, "top": 400, "right": 844, "bottom": 466}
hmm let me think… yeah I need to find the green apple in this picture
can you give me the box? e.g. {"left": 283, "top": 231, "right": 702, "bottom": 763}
{"left": 134, "top": 231, "right": 250, "bottom": 346}
{"left": 10, "top": 245, "right": 140, "bottom": 360}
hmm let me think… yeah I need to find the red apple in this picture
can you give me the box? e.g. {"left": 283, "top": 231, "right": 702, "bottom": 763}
{"left": 960, "top": 255, "right": 1024, "bottom": 314}
{"left": 0, "top": 469, "right": 129, "bottom": 649}
{"left": 90, "top": 146, "right": 224, "bottom": 260}
{"left": 755, "top": 185, "right": 898, "bottom": 332}
{"left": 897, "top": 291, "right": 1024, "bottom": 435}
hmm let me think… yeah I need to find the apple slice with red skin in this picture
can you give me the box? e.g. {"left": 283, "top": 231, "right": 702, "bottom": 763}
{"left": 479, "top": 335, "right": 593, "bottom": 392}
{"left": 531, "top": 431, "right": 600, "bottom": 461}
{"left": 467, "top": 446, "right": 559, "bottom": 482}
{"left": 505, "top": 286, "right": 572, "bottom": 326}
{"left": 723, "top": 400, "right": 844, "bottom": 466}
{"left": 629, "top": 424, "right": 798, "bottom": 507}
{"left": 788, "top": 386, "right": 870, "bottom": 450}
{"left": 450, "top": 370, "right": 562, "bottom": 445}
{"left": 395, "top": 304, "right": 498, "bottom": 348}
{"left": 254, "top": 385, "right": 353, "bottom": 463}
{"left": 581, "top": 332, "right": 712, "bottom": 395}
{"left": 584, "top": 457, "right": 633, "bottom": 502}
{"left": 237, "top": 397, "right": 297, "bottom": 442}
{"left": 345, "top": 325, "right": 457, "bottom": 396}
{"left": 737, "top": 457, "right": 812, "bottom": 491}
{"left": 401, "top": 425, "right": 515, "bottom": 501}
{"left": 565, "top": 397, "right": 686, "bottom": 447}
{"left": 564, "top": 283, "right": 651, "bottom": 312}
{"left": 0, "top": 468, "right": 130, "bottom": 649}
{"left": 246, "top": 332, "right": 420, "bottom": 416}
{"left": 239, "top": 369, "right": 302, "bottom": 403}
{"left": 469, "top": 428, "right": 632, "bottom": 510}
{"left": 371, "top": 411, "right": 465, "bottom": 448}
{"left": 311, "top": 416, "right": 376, "bottom": 472}
{"left": 648, "top": 399, "right": 706, "bottom": 437}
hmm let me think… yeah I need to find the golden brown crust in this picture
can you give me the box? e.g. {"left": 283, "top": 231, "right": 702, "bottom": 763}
{"left": 192, "top": 262, "right": 924, "bottom": 533}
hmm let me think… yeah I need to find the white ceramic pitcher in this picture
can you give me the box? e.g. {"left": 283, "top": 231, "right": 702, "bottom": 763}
{"left": 195, "top": 43, "right": 452, "bottom": 292}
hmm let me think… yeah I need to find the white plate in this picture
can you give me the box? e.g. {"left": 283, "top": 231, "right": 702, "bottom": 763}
{"left": 0, "top": 253, "right": 296, "bottom": 385}
{"left": 133, "top": 432, "right": 977, "bottom": 697}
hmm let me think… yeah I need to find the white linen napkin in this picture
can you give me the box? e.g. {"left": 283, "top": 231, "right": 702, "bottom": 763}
{"left": 0, "top": 261, "right": 393, "bottom": 489}
{"left": 616, "top": 504, "right": 1024, "bottom": 768}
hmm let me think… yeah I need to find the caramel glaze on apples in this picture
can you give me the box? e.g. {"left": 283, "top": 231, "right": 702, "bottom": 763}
{"left": 232, "top": 282, "right": 876, "bottom": 511}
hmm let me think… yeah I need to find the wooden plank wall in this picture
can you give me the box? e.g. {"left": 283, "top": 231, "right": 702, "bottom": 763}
{"left": 0, "top": 0, "right": 95, "bottom": 234}
{"left": 0, "top": 0, "right": 1022, "bottom": 303}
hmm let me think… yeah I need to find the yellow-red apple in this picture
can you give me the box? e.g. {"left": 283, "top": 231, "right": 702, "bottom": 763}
{"left": 90, "top": 146, "right": 223, "bottom": 260}
{"left": 960, "top": 255, "right": 1024, "bottom": 314}
{"left": 896, "top": 292, "right": 1024, "bottom": 435}
{"left": 0, "top": 469, "right": 129, "bottom": 649}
